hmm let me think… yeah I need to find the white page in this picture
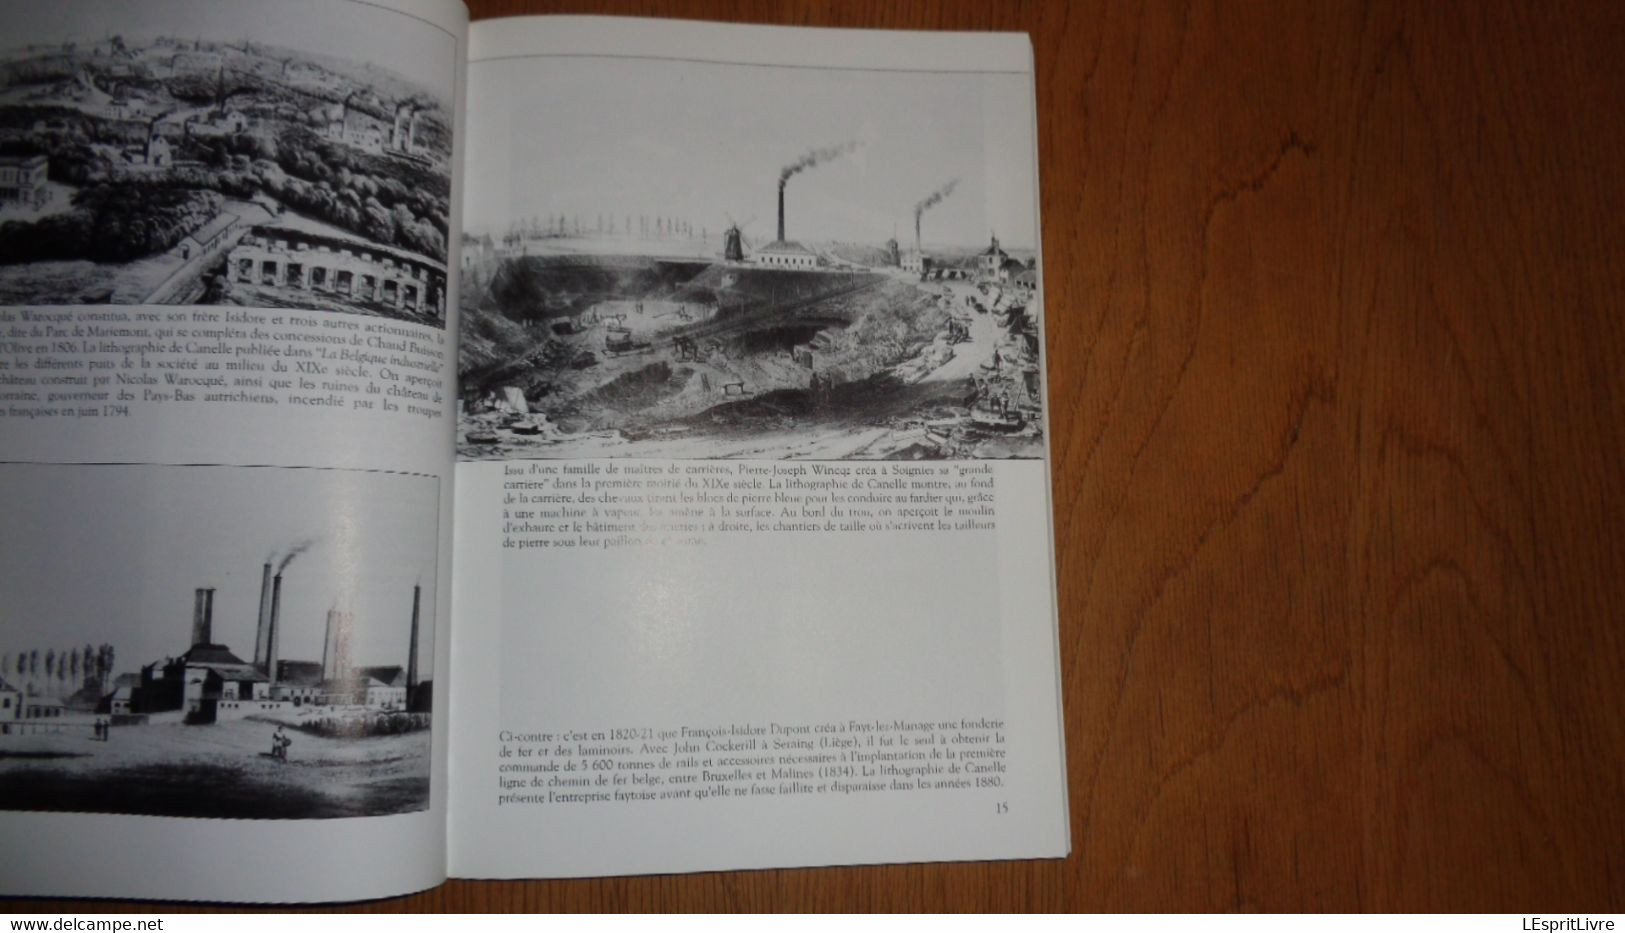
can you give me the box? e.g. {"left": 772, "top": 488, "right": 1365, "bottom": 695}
{"left": 449, "top": 15, "right": 1067, "bottom": 878}
{"left": 0, "top": 0, "right": 467, "bottom": 902}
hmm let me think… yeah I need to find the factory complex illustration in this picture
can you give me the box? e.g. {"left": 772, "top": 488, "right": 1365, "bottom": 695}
{"left": 109, "top": 571, "right": 429, "bottom": 724}
{"left": 459, "top": 139, "right": 1044, "bottom": 461}
{"left": 0, "top": 534, "right": 435, "bottom": 821}
{"left": 0, "top": 26, "right": 451, "bottom": 327}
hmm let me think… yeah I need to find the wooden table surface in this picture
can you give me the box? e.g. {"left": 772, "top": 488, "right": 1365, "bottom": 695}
{"left": 25, "top": 0, "right": 1625, "bottom": 913}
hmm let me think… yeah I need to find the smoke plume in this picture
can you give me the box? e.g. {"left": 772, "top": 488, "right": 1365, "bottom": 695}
{"left": 276, "top": 538, "right": 318, "bottom": 574}
{"left": 779, "top": 141, "right": 862, "bottom": 188}
{"left": 913, "top": 179, "right": 959, "bottom": 220}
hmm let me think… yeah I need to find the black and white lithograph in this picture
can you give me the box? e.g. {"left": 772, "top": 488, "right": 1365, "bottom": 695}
{"left": 0, "top": 0, "right": 453, "bottom": 328}
{"left": 0, "top": 464, "right": 437, "bottom": 820}
{"left": 458, "top": 55, "right": 1044, "bottom": 460}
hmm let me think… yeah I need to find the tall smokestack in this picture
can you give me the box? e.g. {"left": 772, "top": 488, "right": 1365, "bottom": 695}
{"left": 915, "top": 214, "right": 921, "bottom": 253}
{"left": 267, "top": 575, "right": 283, "bottom": 684}
{"left": 191, "top": 587, "right": 207, "bottom": 647}
{"left": 322, "top": 607, "right": 352, "bottom": 682}
{"left": 777, "top": 141, "right": 860, "bottom": 239}
{"left": 322, "top": 607, "right": 335, "bottom": 681}
{"left": 253, "top": 562, "right": 274, "bottom": 671}
{"left": 406, "top": 584, "right": 421, "bottom": 699}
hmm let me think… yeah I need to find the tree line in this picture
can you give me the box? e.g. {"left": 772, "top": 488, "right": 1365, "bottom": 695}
{"left": 183, "top": 124, "right": 449, "bottom": 260}
{"left": 2, "top": 644, "right": 116, "bottom": 700}
{"left": 0, "top": 185, "right": 223, "bottom": 264}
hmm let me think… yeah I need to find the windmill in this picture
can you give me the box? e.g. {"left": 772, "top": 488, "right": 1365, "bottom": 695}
{"left": 723, "top": 214, "right": 756, "bottom": 261}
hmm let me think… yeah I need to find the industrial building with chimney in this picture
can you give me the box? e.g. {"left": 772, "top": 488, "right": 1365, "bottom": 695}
{"left": 126, "top": 560, "right": 426, "bottom": 724}
{"left": 752, "top": 177, "right": 822, "bottom": 268}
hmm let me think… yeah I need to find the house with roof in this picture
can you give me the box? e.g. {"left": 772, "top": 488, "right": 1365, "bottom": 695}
{"left": 978, "top": 234, "right": 1011, "bottom": 280}
{"left": 270, "top": 663, "right": 404, "bottom": 711}
{"left": 0, "top": 154, "right": 49, "bottom": 211}
{"left": 357, "top": 666, "right": 409, "bottom": 710}
{"left": 102, "top": 672, "right": 140, "bottom": 716}
{"left": 22, "top": 696, "right": 67, "bottom": 720}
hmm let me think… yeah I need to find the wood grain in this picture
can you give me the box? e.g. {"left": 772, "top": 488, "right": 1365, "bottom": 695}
{"left": 19, "top": 0, "right": 1625, "bottom": 912}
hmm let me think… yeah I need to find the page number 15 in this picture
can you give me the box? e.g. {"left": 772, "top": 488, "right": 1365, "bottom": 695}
{"left": 995, "top": 802, "right": 1009, "bottom": 815}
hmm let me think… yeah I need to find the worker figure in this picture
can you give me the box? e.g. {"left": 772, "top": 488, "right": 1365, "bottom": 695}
{"left": 272, "top": 725, "right": 291, "bottom": 761}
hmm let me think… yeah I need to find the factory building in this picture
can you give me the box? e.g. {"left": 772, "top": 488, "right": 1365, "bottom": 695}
{"left": 324, "top": 94, "right": 425, "bottom": 157}
{"left": 129, "top": 587, "right": 275, "bottom": 722}
{"left": 356, "top": 667, "right": 409, "bottom": 709}
{"left": 123, "top": 572, "right": 427, "bottom": 723}
{"left": 756, "top": 178, "right": 822, "bottom": 268}
{"left": 325, "top": 93, "right": 389, "bottom": 151}
{"left": 271, "top": 661, "right": 324, "bottom": 705}
{"left": 755, "top": 240, "right": 819, "bottom": 269}
{"left": 271, "top": 661, "right": 404, "bottom": 709}
{"left": 226, "top": 225, "right": 447, "bottom": 319}
{"left": 260, "top": 578, "right": 422, "bottom": 710}
{"left": 390, "top": 102, "right": 424, "bottom": 156}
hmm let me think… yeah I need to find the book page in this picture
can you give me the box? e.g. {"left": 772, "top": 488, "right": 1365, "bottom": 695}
{"left": 449, "top": 16, "right": 1067, "bottom": 877}
{"left": 0, "top": 0, "right": 467, "bottom": 903}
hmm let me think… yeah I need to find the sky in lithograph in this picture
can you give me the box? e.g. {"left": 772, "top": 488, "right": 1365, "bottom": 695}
{"left": 0, "top": 465, "right": 437, "bottom": 683}
{"left": 0, "top": 0, "right": 456, "bottom": 105}
{"left": 466, "top": 55, "right": 1040, "bottom": 250}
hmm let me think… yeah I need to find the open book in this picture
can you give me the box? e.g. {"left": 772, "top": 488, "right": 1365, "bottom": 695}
{"left": 0, "top": 0, "right": 1067, "bottom": 903}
